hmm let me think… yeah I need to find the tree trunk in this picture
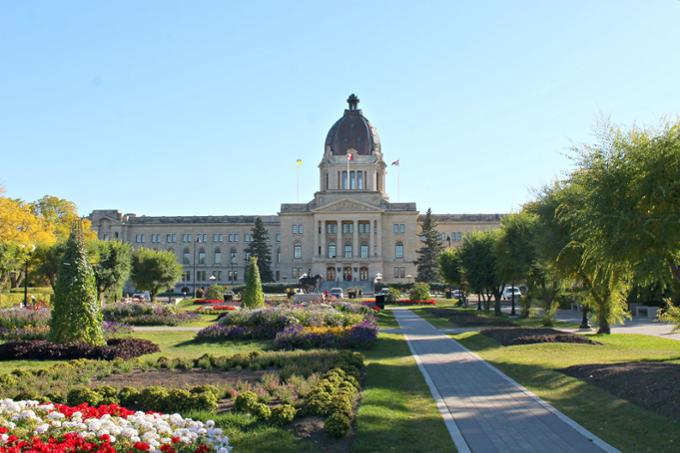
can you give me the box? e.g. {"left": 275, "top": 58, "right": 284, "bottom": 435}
{"left": 597, "top": 318, "right": 610, "bottom": 334}
{"left": 477, "top": 292, "right": 482, "bottom": 311}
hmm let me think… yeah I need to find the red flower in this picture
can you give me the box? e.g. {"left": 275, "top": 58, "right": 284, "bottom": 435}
{"left": 133, "top": 441, "right": 151, "bottom": 450}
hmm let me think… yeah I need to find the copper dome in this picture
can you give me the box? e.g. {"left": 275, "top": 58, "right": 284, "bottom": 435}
{"left": 325, "top": 94, "right": 380, "bottom": 156}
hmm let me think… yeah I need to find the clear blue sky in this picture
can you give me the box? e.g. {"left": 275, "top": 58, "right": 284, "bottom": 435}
{"left": 2, "top": 1, "right": 679, "bottom": 217}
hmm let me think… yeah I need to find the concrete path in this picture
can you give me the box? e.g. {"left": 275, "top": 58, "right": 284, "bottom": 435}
{"left": 393, "top": 309, "right": 617, "bottom": 453}
{"left": 132, "top": 326, "right": 202, "bottom": 332}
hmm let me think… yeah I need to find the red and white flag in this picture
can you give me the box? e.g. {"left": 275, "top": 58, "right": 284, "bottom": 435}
{"left": 391, "top": 159, "right": 400, "bottom": 166}
{"left": 347, "top": 152, "right": 354, "bottom": 161}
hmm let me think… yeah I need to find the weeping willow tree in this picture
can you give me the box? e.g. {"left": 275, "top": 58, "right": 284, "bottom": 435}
{"left": 49, "top": 224, "right": 105, "bottom": 345}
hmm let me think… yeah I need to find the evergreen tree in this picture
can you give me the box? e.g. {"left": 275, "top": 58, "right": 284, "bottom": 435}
{"left": 245, "top": 217, "right": 273, "bottom": 282}
{"left": 49, "top": 224, "right": 106, "bottom": 346}
{"left": 416, "top": 208, "right": 443, "bottom": 282}
{"left": 242, "top": 256, "right": 265, "bottom": 308}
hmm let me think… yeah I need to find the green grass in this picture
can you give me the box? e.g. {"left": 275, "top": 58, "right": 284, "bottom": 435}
{"left": 352, "top": 311, "right": 454, "bottom": 453}
{"left": 453, "top": 330, "right": 680, "bottom": 452}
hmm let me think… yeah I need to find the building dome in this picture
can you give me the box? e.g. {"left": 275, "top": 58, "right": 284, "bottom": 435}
{"left": 325, "top": 94, "right": 381, "bottom": 156}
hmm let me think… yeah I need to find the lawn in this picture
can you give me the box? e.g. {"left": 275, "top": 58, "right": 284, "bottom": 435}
{"left": 452, "top": 330, "right": 680, "bottom": 453}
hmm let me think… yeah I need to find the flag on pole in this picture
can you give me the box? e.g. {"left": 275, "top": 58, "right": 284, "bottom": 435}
{"left": 391, "top": 159, "right": 400, "bottom": 166}
{"left": 347, "top": 152, "right": 353, "bottom": 161}
{"left": 296, "top": 159, "right": 303, "bottom": 167}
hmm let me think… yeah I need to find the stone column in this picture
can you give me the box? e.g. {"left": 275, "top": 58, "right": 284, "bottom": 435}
{"left": 314, "top": 218, "right": 320, "bottom": 257}
{"left": 376, "top": 219, "right": 382, "bottom": 257}
{"left": 353, "top": 220, "right": 359, "bottom": 258}
{"left": 368, "top": 219, "right": 373, "bottom": 258}
{"left": 319, "top": 218, "right": 325, "bottom": 258}
{"left": 337, "top": 219, "right": 343, "bottom": 259}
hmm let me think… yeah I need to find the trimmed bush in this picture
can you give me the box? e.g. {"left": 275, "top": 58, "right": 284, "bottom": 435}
{"left": 271, "top": 404, "right": 297, "bottom": 425}
{"left": 0, "top": 338, "right": 160, "bottom": 360}
{"left": 409, "top": 282, "right": 431, "bottom": 301}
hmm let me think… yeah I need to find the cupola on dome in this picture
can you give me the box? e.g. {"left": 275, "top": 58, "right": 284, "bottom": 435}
{"left": 325, "top": 94, "right": 381, "bottom": 156}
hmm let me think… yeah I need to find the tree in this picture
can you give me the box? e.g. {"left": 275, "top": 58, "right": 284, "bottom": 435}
{"left": 92, "top": 240, "right": 132, "bottom": 303}
{"left": 242, "top": 256, "right": 265, "bottom": 308}
{"left": 494, "top": 212, "right": 536, "bottom": 317}
{"left": 32, "top": 242, "right": 67, "bottom": 290}
{"left": 438, "top": 247, "right": 463, "bottom": 291}
{"left": 49, "top": 225, "right": 105, "bottom": 346}
{"left": 30, "top": 195, "right": 96, "bottom": 242}
{"left": 416, "top": 208, "right": 443, "bottom": 282}
{"left": 130, "top": 248, "right": 182, "bottom": 302}
{"left": 245, "top": 217, "right": 273, "bottom": 282}
{"left": 459, "top": 230, "right": 503, "bottom": 314}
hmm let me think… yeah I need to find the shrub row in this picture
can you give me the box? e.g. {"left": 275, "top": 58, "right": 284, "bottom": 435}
{"left": 234, "top": 391, "right": 297, "bottom": 425}
{"left": 66, "top": 384, "right": 221, "bottom": 413}
{"left": 102, "top": 302, "right": 195, "bottom": 326}
{"left": 303, "top": 368, "right": 360, "bottom": 437}
{"left": 0, "top": 338, "right": 160, "bottom": 361}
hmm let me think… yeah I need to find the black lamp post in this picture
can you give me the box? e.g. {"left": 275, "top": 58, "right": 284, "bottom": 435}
{"left": 510, "top": 280, "right": 517, "bottom": 316}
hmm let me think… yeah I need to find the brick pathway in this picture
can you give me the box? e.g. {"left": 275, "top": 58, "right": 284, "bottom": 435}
{"left": 393, "top": 309, "right": 618, "bottom": 453}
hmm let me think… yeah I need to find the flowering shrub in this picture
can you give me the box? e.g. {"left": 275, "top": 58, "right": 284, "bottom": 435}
{"left": 103, "top": 303, "right": 196, "bottom": 326}
{"left": 0, "top": 399, "right": 231, "bottom": 452}
{"left": 0, "top": 338, "right": 160, "bottom": 360}
{"left": 273, "top": 320, "right": 378, "bottom": 350}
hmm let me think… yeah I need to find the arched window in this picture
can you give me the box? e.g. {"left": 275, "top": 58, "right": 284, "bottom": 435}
{"left": 360, "top": 242, "right": 369, "bottom": 258}
{"left": 327, "top": 266, "right": 336, "bottom": 281}
{"left": 214, "top": 248, "right": 222, "bottom": 265}
{"left": 344, "top": 242, "right": 352, "bottom": 258}
{"left": 343, "top": 266, "right": 353, "bottom": 281}
{"left": 395, "top": 241, "right": 404, "bottom": 259}
{"left": 328, "top": 241, "right": 336, "bottom": 258}
{"left": 182, "top": 247, "right": 190, "bottom": 265}
{"left": 359, "top": 266, "right": 369, "bottom": 281}
{"left": 230, "top": 248, "right": 237, "bottom": 264}
{"left": 293, "top": 242, "right": 302, "bottom": 259}
{"left": 198, "top": 248, "right": 206, "bottom": 265}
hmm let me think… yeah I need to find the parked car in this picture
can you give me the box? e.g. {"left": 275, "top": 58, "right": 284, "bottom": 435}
{"left": 329, "top": 288, "right": 344, "bottom": 299}
{"left": 131, "top": 292, "right": 150, "bottom": 302}
{"left": 452, "top": 289, "right": 464, "bottom": 299}
{"left": 501, "top": 287, "right": 522, "bottom": 301}
{"left": 376, "top": 288, "right": 390, "bottom": 297}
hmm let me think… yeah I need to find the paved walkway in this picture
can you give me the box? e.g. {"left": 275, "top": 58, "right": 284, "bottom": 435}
{"left": 393, "top": 309, "right": 617, "bottom": 453}
{"left": 554, "top": 309, "right": 680, "bottom": 341}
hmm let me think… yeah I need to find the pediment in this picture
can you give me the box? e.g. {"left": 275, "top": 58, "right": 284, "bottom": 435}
{"left": 312, "top": 198, "right": 383, "bottom": 213}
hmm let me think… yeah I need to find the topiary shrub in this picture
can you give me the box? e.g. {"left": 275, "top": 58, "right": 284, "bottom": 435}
{"left": 242, "top": 257, "right": 265, "bottom": 308}
{"left": 325, "top": 411, "right": 352, "bottom": 438}
{"left": 270, "top": 404, "right": 297, "bottom": 425}
{"left": 409, "top": 282, "right": 431, "bottom": 301}
{"left": 50, "top": 226, "right": 106, "bottom": 346}
{"left": 386, "top": 287, "right": 401, "bottom": 303}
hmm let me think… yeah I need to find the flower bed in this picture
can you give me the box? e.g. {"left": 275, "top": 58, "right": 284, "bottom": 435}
{"left": 393, "top": 299, "right": 436, "bottom": 306}
{"left": 0, "top": 399, "right": 231, "bottom": 452}
{"left": 192, "top": 299, "right": 225, "bottom": 305}
{"left": 0, "top": 308, "right": 129, "bottom": 341}
{"left": 0, "top": 338, "right": 160, "bottom": 361}
{"left": 195, "top": 305, "right": 237, "bottom": 313}
{"left": 103, "top": 302, "right": 196, "bottom": 326}
{"left": 273, "top": 320, "right": 378, "bottom": 350}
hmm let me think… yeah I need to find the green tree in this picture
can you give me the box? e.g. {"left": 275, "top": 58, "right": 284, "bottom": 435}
{"left": 459, "top": 230, "right": 503, "bottom": 314}
{"left": 242, "top": 256, "right": 265, "bottom": 308}
{"left": 205, "top": 284, "right": 226, "bottom": 300}
{"left": 245, "top": 217, "right": 273, "bottom": 282}
{"left": 494, "top": 212, "right": 537, "bottom": 317}
{"left": 92, "top": 240, "right": 132, "bottom": 303}
{"left": 49, "top": 225, "right": 105, "bottom": 346}
{"left": 130, "top": 248, "right": 182, "bottom": 302}
{"left": 32, "top": 242, "right": 66, "bottom": 290}
{"left": 416, "top": 208, "right": 443, "bottom": 282}
{"left": 438, "top": 247, "right": 463, "bottom": 289}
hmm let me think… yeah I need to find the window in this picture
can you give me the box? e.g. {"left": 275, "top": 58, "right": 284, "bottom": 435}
{"left": 134, "top": 234, "right": 143, "bottom": 243}
{"left": 393, "top": 224, "right": 405, "bottom": 234}
{"left": 275, "top": 233, "right": 281, "bottom": 242}
{"left": 343, "top": 266, "right": 352, "bottom": 281}
{"left": 198, "top": 248, "right": 206, "bottom": 265}
{"left": 452, "top": 232, "right": 463, "bottom": 242}
{"left": 276, "top": 247, "right": 281, "bottom": 263}
{"left": 325, "top": 172, "right": 329, "bottom": 190}
{"left": 326, "top": 222, "right": 337, "bottom": 234}
{"left": 344, "top": 242, "right": 352, "bottom": 258}
{"left": 358, "top": 222, "right": 370, "bottom": 234}
{"left": 166, "top": 233, "right": 176, "bottom": 243}
{"left": 341, "top": 171, "right": 348, "bottom": 190}
{"left": 327, "top": 241, "right": 336, "bottom": 258}
{"left": 213, "top": 234, "right": 223, "bottom": 243}
{"left": 359, "top": 267, "right": 369, "bottom": 281}
{"left": 228, "top": 270, "right": 239, "bottom": 282}
{"left": 360, "top": 243, "right": 369, "bottom": 258}
{"left": 293, "top": 243, "right": 302, "bottom": 259}
{"left": 214, "top": 270, "right": 222, "bottom": 281}
{"left": 244, "top": 251, "right": 251, "bottom": 261}
{"left": 196, "top": 270, "right": 206, "bottom": 282}
{"left": 326, "top": 266, "right": 336, "bottom": 281}
{"left": 150, "top": 233, "right": 161, "bottom": 243}
{"left": 393, "top": 267, "right": 405, "bottom": 278}
{"left": 182, "top": 248, "right": 190, "bottom": 265}
{"left": 292, "top": 267, "right": 304, "bottom": 279}
{"left": 357, "top": 171, "right": 364, "bottom": 190}
{"left": 214, "top": 248, "right": 222, "bottom": 264}
{"left": 244, "top": 233, "right": 253, "bottom": 242}
{"left": 395, "top": 241, "right": 404, "bottom": 258}
{"left": 292, "top": 224, "right": 303, "bottom": 234}
{"left": 182, "top": 271, "right": 191, "bottom": 282}
{"left": 342, "top": 222, "right": 353, "bottom": 234}
{"left": 350, "top": 171, "right": 355, "bottom": 190}
{"left": 230, "top": 248, "right": 237, "bottom": 264}
{"left": 182, "top": 234, "right": 192, "bottom": 243}
{"left": 198, "top": 234, "right": 208, "bottom": 243}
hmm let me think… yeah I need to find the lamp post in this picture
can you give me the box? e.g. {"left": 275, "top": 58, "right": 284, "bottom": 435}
{"left": 22, "top": 245, "right": 35, "bottom": 308}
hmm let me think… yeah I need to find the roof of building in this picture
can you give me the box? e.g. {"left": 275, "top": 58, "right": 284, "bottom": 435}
{"left": 426, "top": 213, "right": 504, "bottom": 223}
{"left": 119, "top": 215, "right": 280, "bottom": 225}
{"left": 325, "top": 94, "right": 380, "bottom": 156}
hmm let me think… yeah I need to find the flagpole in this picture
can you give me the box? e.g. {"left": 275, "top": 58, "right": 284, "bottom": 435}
{"left": 295, "top": 159, "right": 302, "bottom": 202}
{"left": 397, "top": 164, "right": 400, "bottom": 202}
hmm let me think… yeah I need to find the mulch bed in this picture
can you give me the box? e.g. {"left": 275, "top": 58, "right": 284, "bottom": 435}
{"left": 481, "top": 327, "right": 601, "bottom": 346}
{"left": 563, "top": 362, "right": 680, "bottom": 423}
{"left": 0, "top": 338, "right": 160, "bottom": 360}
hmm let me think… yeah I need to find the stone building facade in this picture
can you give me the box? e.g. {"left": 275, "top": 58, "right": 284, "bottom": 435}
{"left": 89, "top": 95, "right": 501, "bottom": 293}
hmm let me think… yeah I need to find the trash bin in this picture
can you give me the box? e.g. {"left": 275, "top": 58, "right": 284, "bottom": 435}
{"left": 375, "top": 294, "right": 386, "bottom": 310}
{"left": 224, "top": 292, "right": 234, "bottom": 302}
